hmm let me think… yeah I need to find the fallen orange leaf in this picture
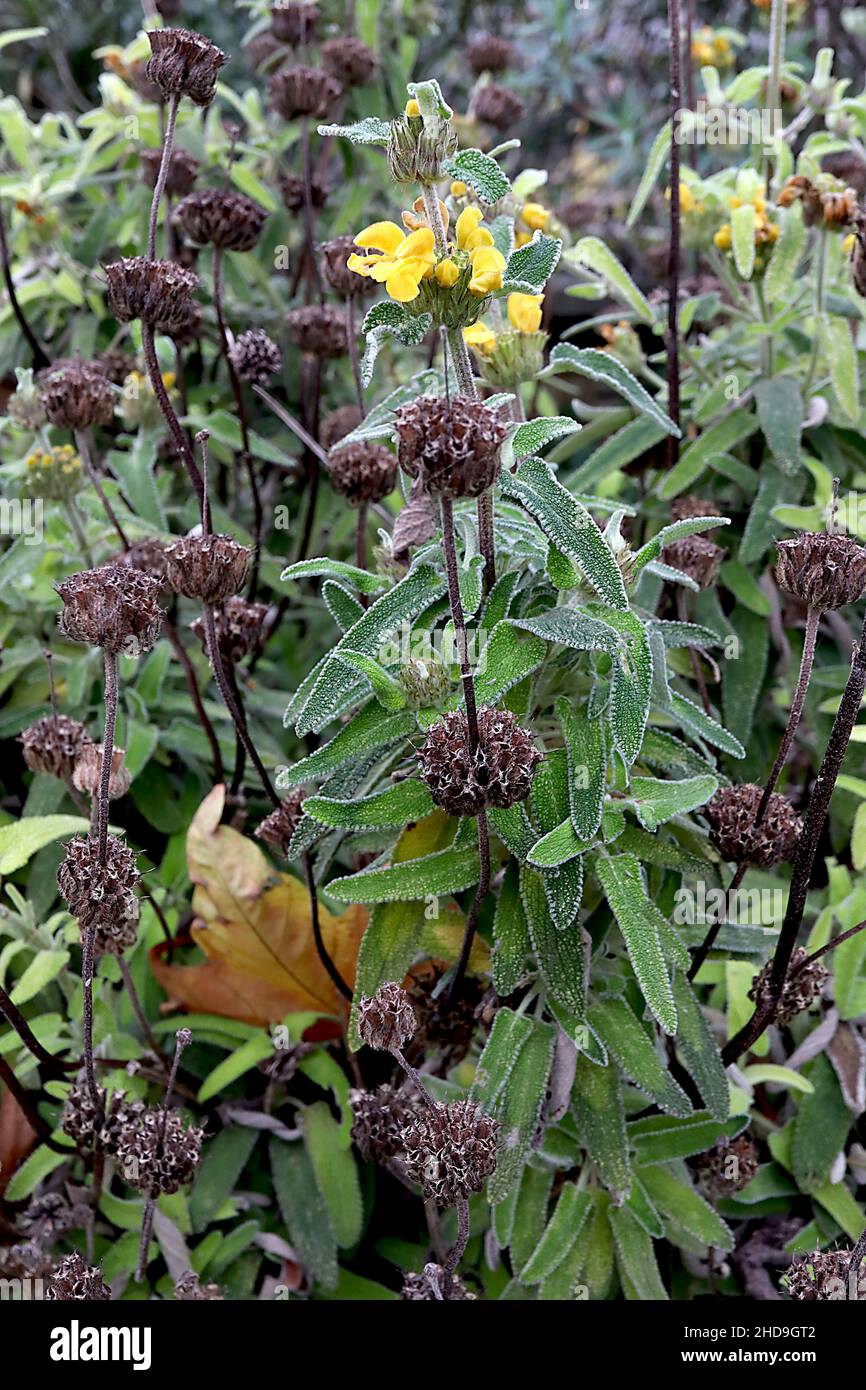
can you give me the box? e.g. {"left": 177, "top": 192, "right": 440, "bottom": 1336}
{"left": 150, "top": 786, "right": 367, "bottom": 1026}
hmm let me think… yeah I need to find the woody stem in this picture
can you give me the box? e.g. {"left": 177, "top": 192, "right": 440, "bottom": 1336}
{"left": 440, "top": 497, "right": 479, "bottom": 748}
{"left": 147, "top": 92, "right": 180, "bottom": 260}
{"left": 755, "top": 605, "right": 819, "bottom": 824}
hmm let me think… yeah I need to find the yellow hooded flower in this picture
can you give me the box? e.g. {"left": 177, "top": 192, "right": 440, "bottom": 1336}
{"left": 521, "top": 202, "right": 549, "bottom": 231}
{"left": 507, "top": 292, "right": 543, "bottom": 333}
{"left": 469, "top": 245, "right": 506, "bottom": 295}
{"left": 463, "top": 322, "right": 497, "bottom": 354}
{"left": 455, "top": 206, "right": 493, "bottom": 252}
{"left": 435, "top": 258, "right": 460, "bottom": 287}
{"left": 347, "top": 221, "right": 436, "bottom": 303}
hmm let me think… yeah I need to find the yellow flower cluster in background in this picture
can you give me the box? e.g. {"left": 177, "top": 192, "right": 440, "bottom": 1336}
{"left": 714, "top": 185, "right": 779, "bottom": 253}
{"left": 348, "top": 204, "right": 506, "bottom": 305}
{"left": 515, "top": 202, "right": 550, "bottom": 247}
{"left": 691, "top": 27, "right": 734, "bottom": 68}
{"left": 463, "top": 293, "right": 544, "bottom": 353}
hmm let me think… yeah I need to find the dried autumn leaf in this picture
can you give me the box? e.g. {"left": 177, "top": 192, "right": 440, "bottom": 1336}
{"left": 150, "top": 786, "right": 367, "bottom": 1025}
{"left": 0, "top": 1086, "right": 37, "bottom": 1193}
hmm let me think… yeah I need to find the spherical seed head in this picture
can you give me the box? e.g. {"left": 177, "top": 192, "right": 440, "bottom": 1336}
{"left": 39, "top": 358, "right": 115, "bottom": 431}
{"left": 269, "top": 64, "right": 342, "bottom": 121}
{"left": 320, "top": 234, "right": 370, "bottom": 298}
{"left": 98, "top": 347, "right": 138, "bottom": 386}
{"left": 401, "top": 1098, "right": 498, "bottom": 1205}
{"left": 394, "top": 395, "right": 508, "bottom": 499}
{"left": 254, "top": 790, "right": 306, "bottom": 857}
{"left": 704, "top": 783, "right": 802, "bottom": 868}
{"left": 278, "top": 171, "right": 327, "bottom": 213}
{"left": 473, "top": 82, "right": 525, "bottom": 130}
{"left": 286, "top": 304, "right": 348, "bottom": 359}
{"left": 695, "top": 1134, "right": 759, "bottom": 1197}
{"left": 58, "top": 835, "right": 141, "bottom": 954}
{"left": 662, "top": 535, "right": 724, "bottom": 590}
{"left": 175, "top": 1270, "right": 224, "bottom": 1301}
{"left": 45, "top": 1253, "right": 110, "bottom": 1301}
{"left": 350, "top": 1083, "right": 423, "bottom": 1165}
{"left": 228, "top": 328, "right": 283, "bottom": 384}
{"left": 165, "top": 533, "right": 252, "bottom": 605}
{"left": 326, "top": 442, "right": 397, "bottom": 507}
{"left": 20, "top": 714, "right": 94, "bottom": 781}
{"left": 418, "top": 707, "right": 542, "bottom": 817}
{"left": 191, "top": 594, "right": 269, "bottom": 666}
{"left": 61, "top": 1081, "right": 138, "bottom": 1155}
{"left": 774, "top": 532, "right": 866, "bottom": 611}
{"left": 116, "top": 1105, "right": 204, "bottom": 1195}
{"left": 105, "top": 257, "right": 199, "bottom": 336}
{"left": 783, "top": 1249, "right": 866, "bottom": 1301}
{"left": 114, "top": 537, "right": 170, "bottom": 591}
{"left": 671, "top": 495, "right": 718, "bottom": 524}
{"left": 357, "top": 982, "right": 417, "bottom": 1051}
{"left": 270, "top": 2, "right": 320, "bottom": 44}
{"left": 55, "top": 564, "right": 164, "bottom": 656}
{"left": 407, "top": 965, "right": 485, "bottom": 1068}
{"left": 468, "top": 34, "right": 516, "bottom": 76}
{"left": 174, "top": 188, "right": 268, "bottom": 252}
{"left": 140, "top": 147, "right": 199, "bottom": 198}
{"left": 145, "top": 27, "right": 228, "bottom": 107}
{"left": 320, "top": 36, "right": 377, "bottom": 88}
{"left": 320, "top": 403, "right": 362, "bottom": 450}
{"left": 19, "top": 1192, "right": 89, "bottom": 1245}
{"left": 72, "top": 744, "right": 131, "bottom": 801}
{"left": 749, "top": 945, "right": 830, "bottom": 1026}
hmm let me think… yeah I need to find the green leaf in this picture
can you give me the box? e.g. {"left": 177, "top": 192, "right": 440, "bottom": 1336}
{"left": 520, "top": 1185, "right": 593, "bottom": 1285}
{"left": 593, "top": 608, "right": 653, "bottom": 766}
{"left": 318, "top": 116, "right": 390, "bottom": 145}
{"left": 281, "top": 557, "right": 388, "bottom": 594}
{"left": 527, "top": 818, "right": 586, "bottom": 868}
{"left": 731, "top": 202, "right": 757, "bottom": 279}
{"left": 501, "top": 458, "right": 628, "bottom": 609}
{"left": 594, "top": 853, "right": 677, "bottom": 1034}
{"left": 651, "top": 620, "right": 723, "bottom": 650}
{"left": 656, "top": 409, "right": 758, "bottom": 500}
{"left": 503, "top": 232, "right": 563, "bottom": 294}
{"left": 406, "top": 77, "right": 453, "bottom": 120}
{"left": 609, "top": 1206, "right": 668, "bottom": 1299}
{"left": 510, "top": 1166, "right": 554, "bottom": 1271}
{"left": 631, "top": 1112, "right": 746, "bottom": 1165}
{"left": 197, "top": 1034, "right": 274, "bottom": 1103}
{"left": 472, "top": 1006, "right": 536, "bottom": 1112}
{"left": 509, "top": 415, "right": 581, "bottom": 461}
{"left": 631, "top": 514, "right": 730, "bottom": 576}
{"left": 819, "top": 313, "right": 859, "bottom": 420}
{"left": 722, "top": 605, "right": 769, "bottom": 747}
{"left": 511, "top": 606, "right": 622, "bottom": 654}
{"left": 328, "top": 845, "right": 480, "bottom": 904}
{"left": 791, "top": 1054, "right": 853, "bottom": 1194}
{"left": 639, "top": 1165, "right": 733, "bottom": 1252}
{"left": 626, "top": 121, "right": 672, "bottom": 227}
{"left": 521, "top": 866, "right": 586, "bottom": 1015}
{"left": 669, "top": 690, "right": 746, "bottom": 758}
{"left": 0, "top": 814, "right": 89, "bottom": 874}
{"left": 189, "top": 1126, "right": 259, "bottom": 1231}
{"left": 293, "top": 563, "right": 446, "bottom": 734}
{"left": 764, "top": 203, "right": 807, "bottom": 302}
{"left": 487, "top": 1019, "right": 556, "bottom": 1204}
{"left": 565, "top": 237, "right": 655, "bottom": 324}
{"left": 304, "top": 780, "right": 435, "bottom": 831}
{"left": 740, "top": 1064, "right": 814, "bottom": 1094}
{"left": 625, "top": 774, "right": 718, "bottom": 832}
{"left": 270, "top": 1138, "right": 338, "bottom": 1289}
{"left": 360, "top": 301, "right": 434, "bottom": 385}
{"left": 4, "top": 1140, "right": 73, "bottom": 1201}
{"left": 492, "top": 861, "right": 531, "bottom": 995}
{"left": 279, "top": 706, "right": 416, "bottom": 789}
{"left": 671, "top": 972, "right": 729, "bottom": 1121}
{"left": 444, "top": 147, "right": 510, "bottom": 204}
{"left": 473, "top": 620, "right": 547, "bottom": 707}
{"left": 543, "top": 345, "right": 679, "bottom": 438}
{"left": 573, "top": 1053, "right": 631, "bottom": 1193}
{"left": 335, "top": 650, "right": 406, "bottom": 711}
{"left": 755, "top": 376, "right": 803, "bottom": 474}
{"left": 556, "top": 700, "right": 606, "bottom": 840}
{"left": 588, "top": 998, "right": 692, "bottom": 1116}
{"left": 9, "top": 950, "right": 70, "bottom": 1006}
{"left": 303, "top": 1100, "right": 363, "bottom": 1249}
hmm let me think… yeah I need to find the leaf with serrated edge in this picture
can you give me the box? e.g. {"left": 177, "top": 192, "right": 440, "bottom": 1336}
{"left": 542, "top": 345, "right": 679, "bottom": 439}
{"left": 303, "top": 780, "right": 435, "bottom": 830}
{"left": 444, "top": 147, "right": 510, "bottom": 204}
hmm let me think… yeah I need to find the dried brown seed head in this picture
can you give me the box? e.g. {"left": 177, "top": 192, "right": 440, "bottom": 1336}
{"left": 783, "top": 1248, "right": 866, "bottom": 1301}
{"left": 255, "top": 790, "right": 306, "bottom": 857}
{"left": 114, "top": 537, "right": 170, "bottom": 590}
{"left": 98, "top": 347, "right": 138, "bottom": 386}
{"left": 39, "top": 358, "right": 115, "bottom": 431}
{"left": 269, "top": 64, "right": 342, "bottom": 121}
{"left": 473, "top": 82, "right": 525, "bottom": 130}
{"left": 695, "top": 1134, "right": 759, "bottom": 1197}
{"left": 326, "top": 442, "right": 397, "bottom": 506}
{"left": 140, "top": 147, "right": 199, "bottom": 198}
{"left": 228, "top": 328, "right": 283, "bottom": 384}
{"left": 418, "top": 707, "right": 542, "bottom": 817}
{"left": 402, "top": 1264, "right": 476, "bottom": 1299}
{"left": 57, "top": 834, "right": 141, "bottom": 954}
{"left": 357, "top": 982, "right": 417, "bottom": 1051}
{"left": 320, "top": 36, "right": 377, "bottom": 88}
{"left": 320, "top": 234, "right": 371, "bottom": 298}
{"left": 145, "top": 27, "right": 228, "bottom": 107}
{"left": 270, "top": 2, "right": 320, "bottom": 44}
{"left": 350, "top": 1084, "right": 424, "bottom": 1165}
{"left": 165, "top": 533, "right": 252, "bottom": 605}
{"left": 174, "top": 188, "right": 268, "bottom": 253}
{"left": 286, "top": 304, "right": 348, "bottom": 358}
{"left": 191, "top": 594, "right": 269, "bottom": 666}
{"left": 749, "top": 945, "right": 829, "bottom": 1026}
{"left": 105, "top": 257, "right": 199, "bottom": 336}
{"left": 72, "top": 744, "right": 131, "bottom": 801}
{"left": 278, "top": 171, "right": 327, "bottom": 213}
{"left": 45, "top": 1253, "right": 110, "bottom": 1301}
{"left": 774, "top": 532, "right": 866, "bottom": 611}
{"left": 468, "top": 34, "right": 517, "bottom": 76}
{"left": 115, "top": 1105, "right": 204, "bottom": 1195}
{"left": 401, "top": 1098, "right": 498, "bottom": 1205}
{"left": 394, "top": 394, "right": 508, "bottom": 499}
{"left": 55, "top": 564, "right": 164, "bottom": 656}
{"left": 320, "top": 403, "right": 362, "bottom": 450}
{"left": 20, "top": 714, "right": 94, "bottom": 781}
{"left": 662, "top": 535, "right": 724, "bottom": 590}
{"left": 704, "top": 783, "right": 802, "bottom": 868}
{"left": 174, "top": 1270, "right": 224, "bottom": 1300}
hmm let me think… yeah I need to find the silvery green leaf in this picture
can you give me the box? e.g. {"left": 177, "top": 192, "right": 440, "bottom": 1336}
{"left": 278, "top": 706, "right": 416, "bottom": 789}
{"left": 317, "top": 116, "right": 390, "bottom": 145}
{"left": 589, "top": 607, "right": 652, "bottom": 766}
{"left": 630, "top": 514, "right": 730, "bottom": 576}
{"left": 334, "top": 651, "right": 406, "bottom": 710}
{"left": 573, "top": 1053, "right": 632, "bottom": 1195}
{"left": 406, "top": 77, "right": 453, "bottom": 120}
{"left": 650, "top": 620, "right": 723, "bottom": 649}
{"left": 527, "top": 817, "right": 587, "bottom": 868}
{"left": 328, "top": 844, "right": 480, "bottom": 904}
{"left": 445, "top": 147, "right": 510, "bottom": 204}
{"left": 473, "top": 620, "right": 547, "bottom": 706}
{"left": 670, "top": 973, "right": 729, "bottom": 1121}
{"left": 360, "top": 302, "right": 433, "bottom": 386}
{"left": 594, "top": 852, "right": 677, "bottom": 1035}
{"left": 304, "top": 780, "right": 434, "bottom": 831}
{"left": 281, "top": 557, "right": 388, "bottom": 593}
{"left": 519, "top": 1185, "right": 593, "bottom": 1286}
{"left": 493, "top": 861, "right": 531, "bottom": 996}
{"left": 339, "top": 370, "right": 440, "bottom": 446}
{"left": 485, "top": 1017, "right": 556, "bottom": 1204}
{"left": 502, "top": 231, "right": 562, "bottom": 294}
{"left": 669, "top": 690, "right": 746, "bottom": 758}
{"left": 557, "top": 698, "right": 606, "bottom": 840}
{"left": 630, "top": 1112, "right": 746, "bottom": 1165}
{"left": 542, "top": 344, "right": 680, "bottom": 439}
{"left": 588, "top": 998, "right": 692, "bottom": 1117}
{"left": 626, "top": 120, "right": 672, "bottom": 228}
{"left": 488, "top": 214, "right": 515, "bottom": 260}
{"left": 624, "top": 773, "right": 718, "bottom": 832}
{"left": 521, "top": 866, "right": 586, "bottom": 1015}
{"left": 322, "top": 580, "right": 365, "bottom": 633}
{"left": 508, "top": 415, "right": 581, "bottom": 464}
{"left": 564, "top": 237, "right": 655, "bottom": 324}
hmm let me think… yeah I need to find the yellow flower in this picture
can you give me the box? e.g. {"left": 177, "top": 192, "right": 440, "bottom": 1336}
{"left": 468, "top": 244, "right": 506, "bottom": 296}
{"left": 347, "top": 221, "right": 435, "bottom": 303}
{"left": 714, "top": 224, "right": 732, "bottom": 251}
{"left": 161, "top": 371, "right": 176, "bottom": 391}
{"left": 844, "top": 232, "right": 856, "bottom": 254}
{"left": 455, "top": 205, "right": 493, "bottom": 252}
{"left": 435, "top": 258, "right": 460, "bottom": 287}
{"left": 450, "top": 180, "right": 468, "bottom": 198}
{"left": 508, "top": 293, "right": 543, "bottom": 333}
{"left": 514, "top": 230, "right": 531, "bottom": 248}
{"left": 679, "top": 183, "right": 696, "bottom": 215}
{"left": 463, "top": 322, "right": 497, "bottom": 354}
{"left": 522, "top": 202, "right": 549, "bottom": 231}
{"left": 405, "top": 98, "right": 421, "bottom": 117}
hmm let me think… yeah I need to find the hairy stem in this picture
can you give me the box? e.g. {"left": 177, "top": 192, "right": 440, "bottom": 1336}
{"left": 446, "top": 807, "right": 491, "bottom": 1007}
{"left": 98, "top": 651, "right": 119, "bottom": 865}
{"left": 75, "top": 430, "right": 130, "bottom": 550}
{"left": 440, "top": 497, "right": 479, "bottom": 747}
{"left": 212, "top": 247, "right": 263, "bottom": 596}
{"left": 147, "top": 92, "right": 180, "bottom": 260}
{"left": 443, "top": 1198, "right": 470, "bottom": 1280}
{"left": 0, "top": 980, "right": 77, "bottom": 1074}
{"left": 755, "top": 605, "right": 819, "bottom": 823}
{"left": 688, "top": 862, "right": 746, "bottom": 981}
{"left": 141, "top": 322, "right": 203, "bottom": 503}
{"left": 202, "top": 602, "right": 279, "bottom": 808}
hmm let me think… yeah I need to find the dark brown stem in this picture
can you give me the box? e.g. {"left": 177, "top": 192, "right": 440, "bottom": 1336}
{"left": 440, "top": 497, "right": 479, "bottom": 748}
{"left": 81, "top": 923, "right": 99, "bottom": 1109}
{"left": 212, "top": 247, "right": 262, "bottom": 597}
{"left": 356, "top": 501, "right": 368, "bottom": 573}
{"left": 688, "top": 862, "right": 746, "bottom": 981}
{"left": 164, "top": 619, "right": 225, "bottom": 784}
{"left": 300, "top": 118, "right": 323, "bottom": 302}
{"left": 137, "top": 1028, "right": 191, "bottom": 1281}
{"left": 301, "top": 851, "right": 352, "bottom": 1002}
{"left": 346, "top": 295, "right": 365, "bottom": 414}
{"left": 446, "top": 807, "right": 491, "bottom": 1008}
{"left": 755, "top": 605, "right": 819, "bottom": 823}
{"left": 253, "top": 383, "right": 330, "bottom": 465}
{"left": 141, "top": 889, "right": 175, "bottom": 960}
{"left": 118, "top": 957, "right": 169, "bottom": 1066}
{"left": 391, "top": 1046, "right": 437, "bottom": 1110}
{"left": 147, "top": 92, "right": 180, "bottom": 260}
{"left": 666, "top": 0, "right": 682, "bottom": 467}
{"left": 202, "top": 602, "right": 279, "bottom": 808}
{"left": 0, "top": 980, "right": 78, "bottom": 1073}
{"left": 97, "top": 651, "right": 118, "bottom": 865}
{"left": 443, "top": 1198, "right": 470, "bottom": 1279}
{"left": 142, "top": 322, "right": 203, "bottom": 503}
{"left": 723, "top": 610, "right": 866, "bottom": 1065}
{"left": 847, "top": 1223, "right": 866, "bottom": 1299}
{"left": 796, "top": 918, "right": 866, "bottom": 971}
{"left": 0, "top": 198, "right": 48, "bottom": 369}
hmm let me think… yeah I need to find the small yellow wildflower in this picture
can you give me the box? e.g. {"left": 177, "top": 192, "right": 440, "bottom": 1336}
{"left": 455, "top": 206, "right": 494, "bottom": 252}
{"left": 507, "top": 293, "right": 543, "bottom": 333}
{"left": 405, "top": 98, "right": 421, "bottom": 117}
{"left": 435, "top": 258, "right": 460, "bottom": 287}
{"left": 714, "top": 224, "right": 732, "bottom": 251}
{"left": 514, "top": 230, "right": 532, "bottom": 248}
{"left": 844, "top": 232, "right": 856, "bottom": 254}
{"left": 463, "top": 322, "right": 498, "bottom": 354}
{"left": 347, "top": 221, "right": 435, "bottom": 302}
{"left": 521, "top": 202, "right": 549, "bottom": 232}
{"left": 450, "top": 180, "right": 468, "bottom": 198}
